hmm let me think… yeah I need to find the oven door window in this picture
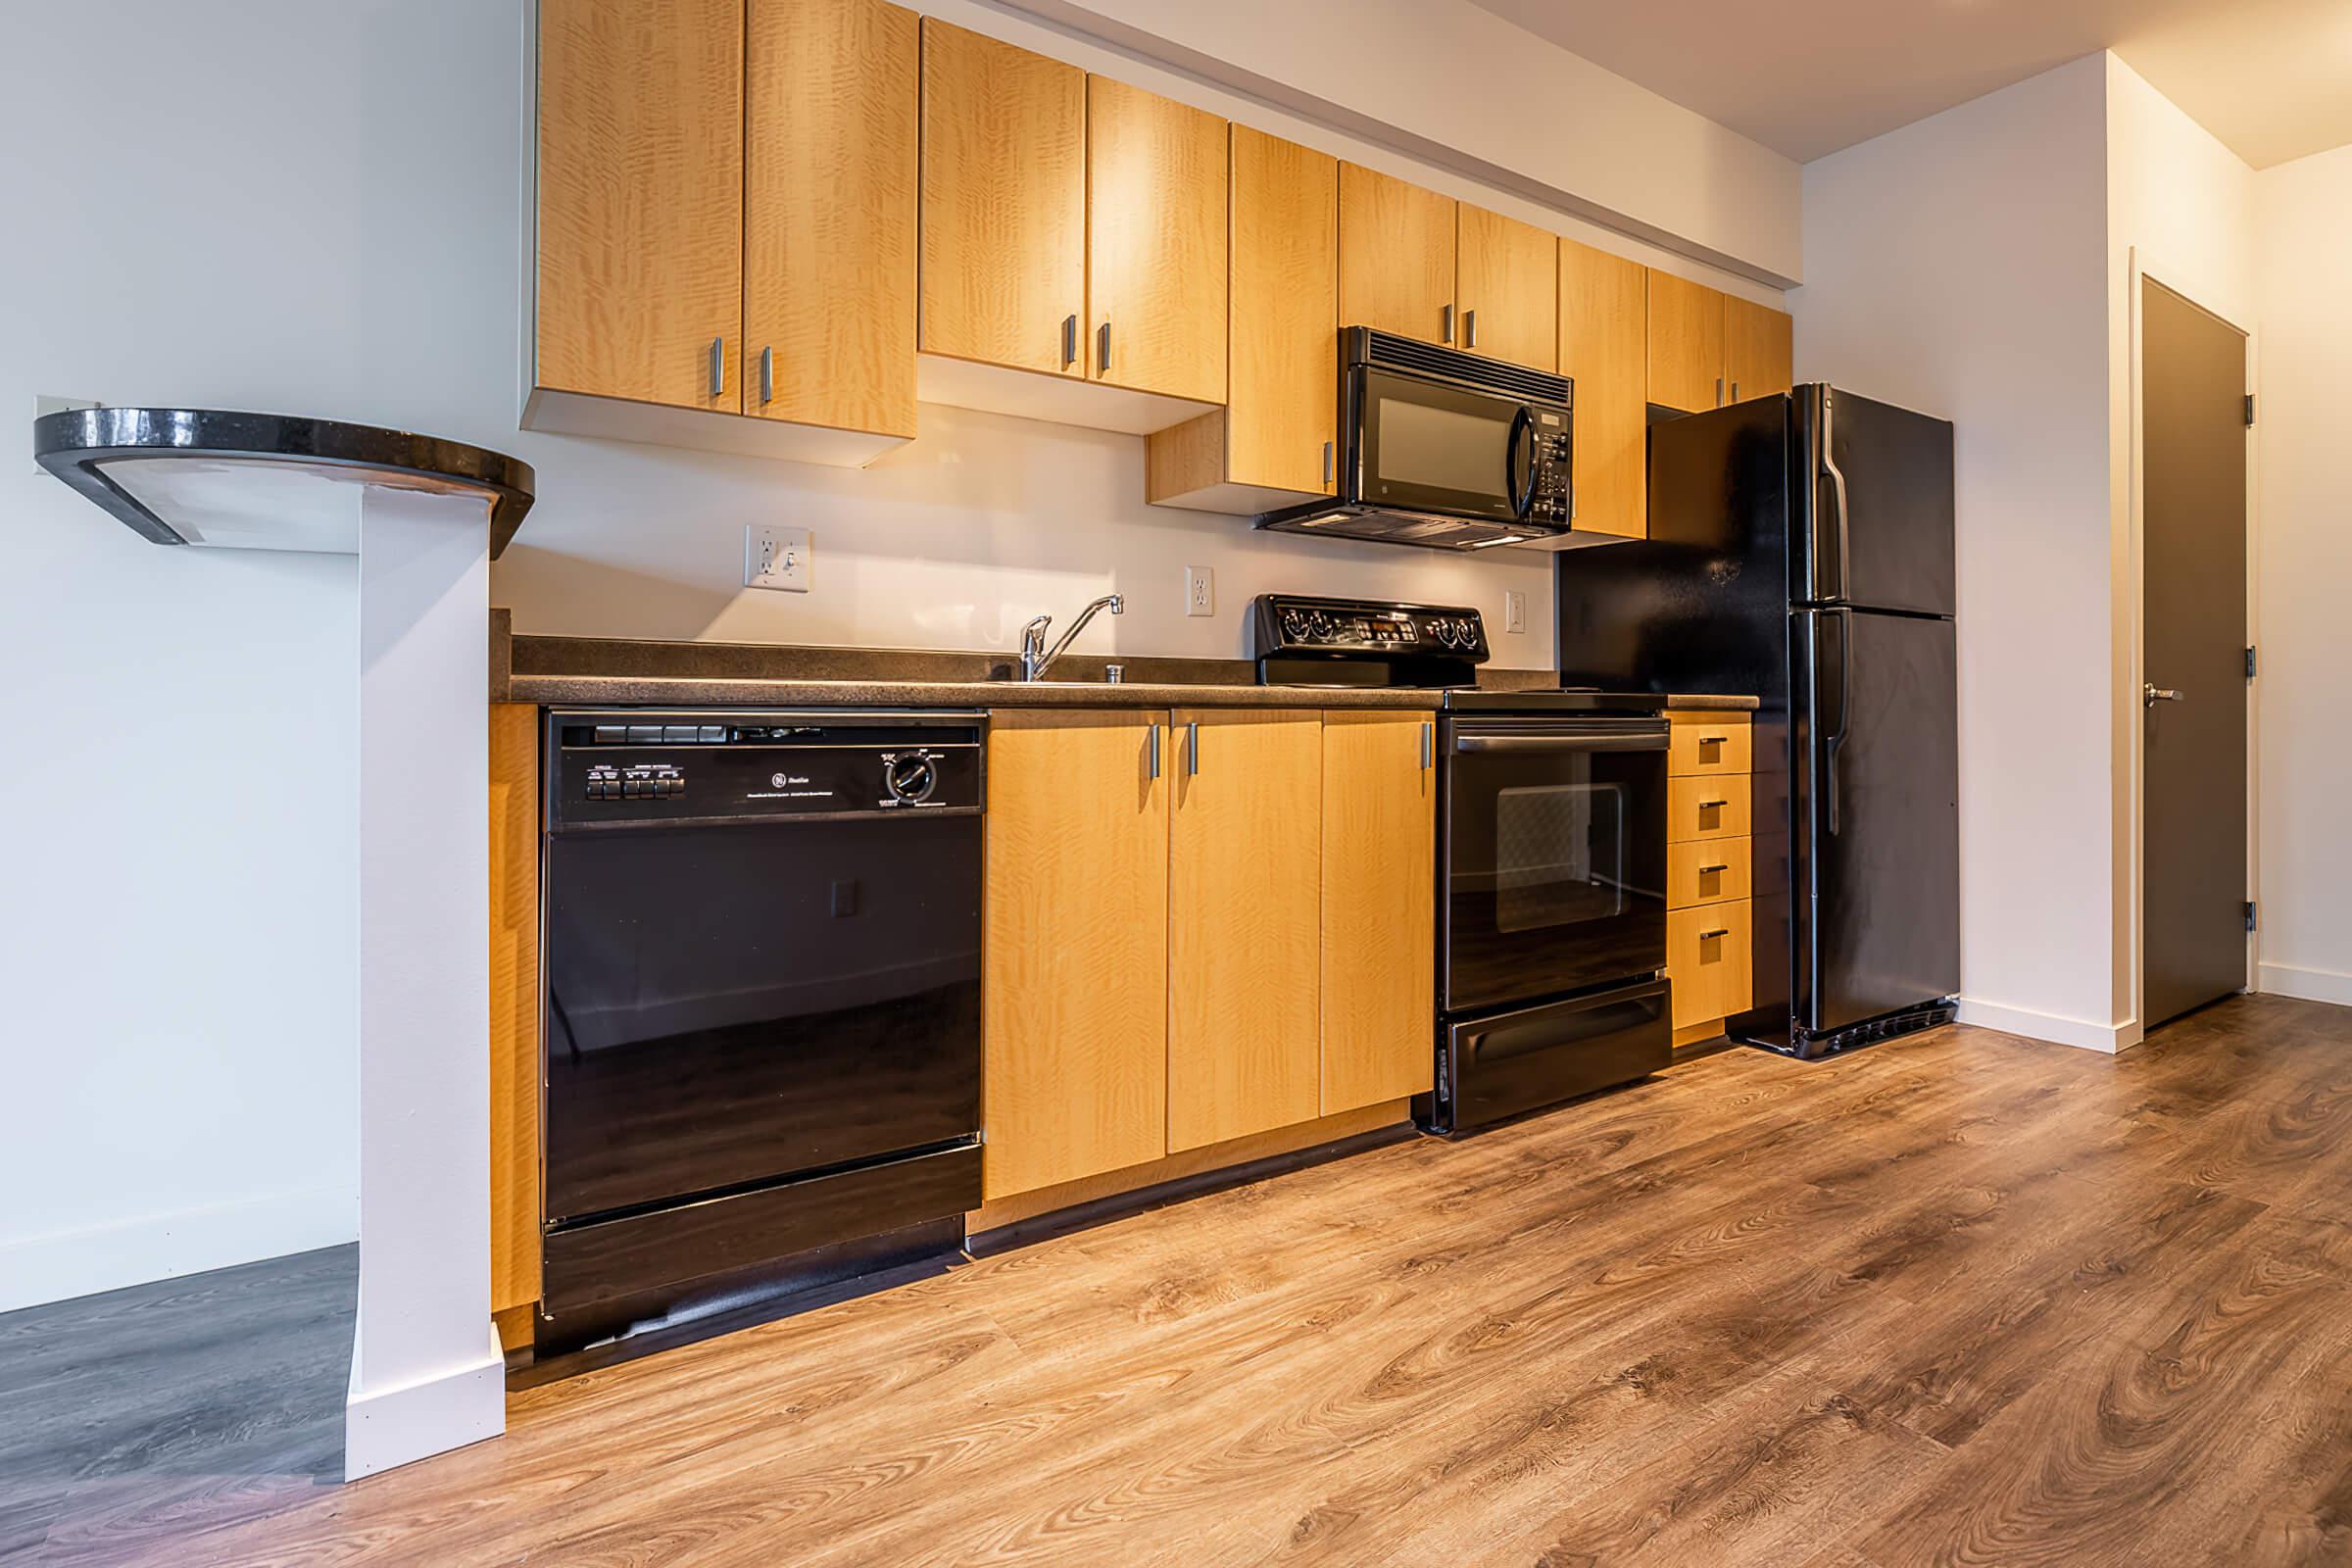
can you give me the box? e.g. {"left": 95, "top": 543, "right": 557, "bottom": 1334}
{"left": 1495, "top": 782, "right": 1628, "bottom": 933}
{"left": 1356, "top": 368, "right": 1527, "bottom": 522}
{"left": 1445, "top": 729, "right": 1666, "bottom": 1013}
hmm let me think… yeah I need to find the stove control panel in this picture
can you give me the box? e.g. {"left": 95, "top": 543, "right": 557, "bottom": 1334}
{"left": 1251, "top": 595, "right": 1490, "bottom": 663}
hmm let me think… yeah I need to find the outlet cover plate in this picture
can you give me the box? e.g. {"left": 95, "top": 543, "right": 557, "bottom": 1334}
{"left": 746, "top": 524, "right": 810, "bottom": 592}
{"left": 1184, "top": 565, "right": 1214, "bottom": 617}
{"left": 1503, "top": 590, "right": 1527, "bottom": 634}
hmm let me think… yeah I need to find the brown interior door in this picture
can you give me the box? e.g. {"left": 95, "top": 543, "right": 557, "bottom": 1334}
{"left": 2140, "top": 277, "right": 2249, "bottom": 1028}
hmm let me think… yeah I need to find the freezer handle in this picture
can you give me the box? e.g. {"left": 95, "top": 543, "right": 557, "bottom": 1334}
{"left": 1818, "top": 390, "right": 1851, "bottom": 603}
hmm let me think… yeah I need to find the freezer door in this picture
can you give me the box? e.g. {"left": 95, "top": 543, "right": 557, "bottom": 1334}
{"left": 1796, "top": 609, "right": 1959, "bottom": 1037}
{"left": 1793, "top": 387, "right": 1955, "bottom": 617}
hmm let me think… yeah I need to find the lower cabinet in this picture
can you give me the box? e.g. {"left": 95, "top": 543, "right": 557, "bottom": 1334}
{"left": 981, "top": 710, "right": 1171, "bottom": 1201}
{"left": 1319, "top": 712, "right": 1435, "bottom": 1113}
{"left": 981, "top": 706, "right": 1433, "bottom": 1205}
{"left": 1663, "top": 711, "right": 1756, "bottom": 1043}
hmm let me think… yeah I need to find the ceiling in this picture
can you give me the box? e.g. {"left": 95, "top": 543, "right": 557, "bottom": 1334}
{"left": 1467, "top": 0, "right": 2352, "bottom": 168}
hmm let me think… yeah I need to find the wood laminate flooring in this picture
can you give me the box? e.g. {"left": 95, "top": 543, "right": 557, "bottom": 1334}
{"left": 33, "top": 996, "right": 2352, "bottom": 1565}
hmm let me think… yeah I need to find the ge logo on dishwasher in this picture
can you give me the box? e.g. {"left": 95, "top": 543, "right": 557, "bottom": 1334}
{"left": 771, "top": 772, "right": 789, "bottom": 789}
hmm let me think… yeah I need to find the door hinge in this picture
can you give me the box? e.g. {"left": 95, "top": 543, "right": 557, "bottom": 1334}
{"left": 2244, "top": 393, "right": 2256, "bottom": 426}
{"left": 2246, "top": 901, "right": 2258, "bottom": 933}
{"left": 2246, "top": 645, "right": 2258, "bottom": 680}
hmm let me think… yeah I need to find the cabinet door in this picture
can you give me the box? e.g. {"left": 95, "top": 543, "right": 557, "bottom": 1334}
{"left": 919, "top": 20, "right": 1085, "bottom": 376}
{"left": 1339, "top": 164, "right": 1456, "bottom": 346}
{"left": 1228, "top": 126, "right": 1338, "bottom": 496}
{"left": 1668, "top": 900, "right": 1754, "bottom": 1029}
{"left": 1726, "top": 296, "right": 1794, "bottom": 404}
{"left": 745, "top": 0, "right": 917, "bottom": 438}
{"left": 536, "top": 0, "right": 743, "bottom": 412}
{"left": 1558, "top": 237, "right": 1647, "bottom": 539}
{"left": 1645, "top": 270, "right": 1727, "bottom": 413}
{"left": 983, "top": 710, "right": 1170, "bottom": 1200}
{"left": 1456, "top": 205, "right": 1557, "bottom": 372}
{"left": 1087, "top": 76, "right": 1227, "bottom": 403}
{"left": 1169, "top": 710, "right": 1322, "bottom": 1152}
{"left": 1320, "top": 713, "right": 1435, "bottom": 1113}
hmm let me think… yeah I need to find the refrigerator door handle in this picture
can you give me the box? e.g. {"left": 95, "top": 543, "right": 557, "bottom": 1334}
{"left": 1824, "top": 610, "right": 1851, "bottom": 835}
{"left": 1819, "top": 390, "right": 1851, "bottom": 603}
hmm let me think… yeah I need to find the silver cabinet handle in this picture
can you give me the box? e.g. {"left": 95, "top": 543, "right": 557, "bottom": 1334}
{"left": 1061, "top": 314, "right": 1078, "bottom": 368}
{"left": 1699, "top": 862, "right": 1730, "bottom": 875}
{"left": 759, "top": 345, "right": 773, "bottom": 407}
{"left": 1148, "top": 722, "right": 1161, "bottom": 779}
{"left": 1322, "top": 440, "right": 1335, "bottom": 487}
{"left": 1187, "top": 719, "right": 1200, "bottom": 775}
{"left": 1714, "top": 376, "right": 1724, "bottom": 408}
{"left": 1700, "top": 928, "right": 1731, "bottom": 942}
{"left": 1442, "top": 303, "right": 1454, "bottom": 343}
{"left": 1097, "top": 320, "right": 1111, "bottom": 373}
{"left": 1420, "top": 721, "right": 1433, "bottom": 770}
{"left": 1731, "top": 380, "right": 1740, "bottom": 402}
{"left": 1464, "top": 308, "right": 1479, "bottom": 349}
{"left": 709, "top": 336, "right": 725, "bottom": 399}
{"left": 2145, "top": 684, "right": 2185, "bottom": 706}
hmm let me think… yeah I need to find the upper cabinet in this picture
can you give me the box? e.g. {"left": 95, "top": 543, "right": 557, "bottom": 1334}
{"left": 1087, "top": 77, "right": 1228, "bottom": 404}
{"left": 1339, "top": 164, "right": 1457, "bottom": 347}
{"left": 1725, "top": 295, "right": 1794, "bottom": 405}
{"left": 745, "top": 0, "right": 918, "bottom": 441}
{"left": 534, "top": 0, "right": 745, "bottom": 416}
{"left": 1559, "top": 237, "right": 1647, "bottom": 540}
{"left": 1455, "top": 205, "right": 1558, "bottom": 373}
{"left": 918, "top": 20, "right": 1085, "bottom": 378}
{"left": 1145, "top": 125, "right": 1337, "bottom": 514}
{"left": 1645, "top": 270, "right": 1728, "bottom": 414}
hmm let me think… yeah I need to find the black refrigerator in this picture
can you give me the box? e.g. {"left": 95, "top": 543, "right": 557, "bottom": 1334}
{"left": 1555, "top": 385, "right": 1959, "bottom": 1058}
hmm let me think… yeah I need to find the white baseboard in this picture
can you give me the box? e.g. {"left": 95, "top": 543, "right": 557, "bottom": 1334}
{"left": 2258, "top": 963, "right": 2352, "bottom": 1006}
{"left": 0, "top": 1184, "right": 358, "bottom": 1314}
{"left": 1956, "top": 998, "right": 2141, "bottom": 1054}
{"left": 345, "top": 1320, "right": 507, "bottom": 1480}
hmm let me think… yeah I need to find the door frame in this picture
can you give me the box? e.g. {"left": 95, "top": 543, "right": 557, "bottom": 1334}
{"left": 2122, "top": 246, "right": 2261, "bottom": 1043}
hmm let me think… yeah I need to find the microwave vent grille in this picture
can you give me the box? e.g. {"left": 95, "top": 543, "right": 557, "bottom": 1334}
{"left": 1356, "top": 328, "right": 1572, "bottom": 406}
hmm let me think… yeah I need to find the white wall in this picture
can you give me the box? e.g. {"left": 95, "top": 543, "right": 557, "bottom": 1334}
{"left": 1792, "top": 56, "right": 2123, "bottom": 1050}
{"left": 2252, "top": 142, "right": 2352, "bottom": 1004}
{"left": 2103, "top": 56, "right": 2257, "bottom": 1028}
{"left": 0, "top": 0, "right": 1794, "bottom": 1308}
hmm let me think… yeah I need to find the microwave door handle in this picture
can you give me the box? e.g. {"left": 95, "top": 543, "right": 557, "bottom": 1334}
{"left": 1506, "top": 405, "right": 1537, "bottom": 518}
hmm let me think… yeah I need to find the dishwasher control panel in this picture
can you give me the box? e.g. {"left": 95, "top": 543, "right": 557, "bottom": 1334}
{"left": 547, "top": 710, "right": 985, "bottom": 826}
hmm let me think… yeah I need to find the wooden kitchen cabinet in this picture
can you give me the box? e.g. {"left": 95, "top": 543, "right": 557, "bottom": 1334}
{"left": 1320, "top": 713, "right": 1435, "bottom": 1114}
{"left": 1339, "top": 163, "right": 1457, "bottom": 346}
{"left": 981, "top": 710, "right": 1171, "bottom": 1200}
{"left": 1168, "top": 710, "right": 1323, "bottom": 1152}
{"left": 1664, "top": 710, "right": 1756, "bottom": 1046}
{"left": 918, "top": 20, "right": 1086, "bottom": 377}
{"left": 1146, "top": 125, "right": 1338, "bottom": 514}
{"left": 1667, "top": 901, "right": 1754, "bottom": 1030}
{"left": 1725, "top": 294, "right": 1794, "bottom": 404}
{"left": 488, "top": 704, "right": 542, "bottom": 1346}
{"left": 744, "top": 0, "right": 918, "bottom": 441}
{"left": 1087, "top": 76, "right": 1228, "bottom": 403}
{"left": 1645, "top": 270, "right": 1727, "bottom": 413}
{"left": 1558, "top": 237, "right": 1647, "bottom": 539}
{"left": 1455, "top": 204, "right": 1557, "bottom": 372}
{"left": 534, "top": 0, "right": 744, "bottom": 414}
{"left": 1669, "top": 773, "right": 1752, "bottom": 843}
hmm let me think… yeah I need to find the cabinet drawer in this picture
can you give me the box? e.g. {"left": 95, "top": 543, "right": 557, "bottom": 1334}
{"left": 1667, "top": 900, "right": 1752, "bottom": 1029}
{"left": 1667, "top": 838, "right": 1750, "bottom": 909}
{"left": 1668, "top": 715, "right": 1750, "bottom": 777}
{"left": 1668, "top": 775, "right": 1749, "bottom": 843}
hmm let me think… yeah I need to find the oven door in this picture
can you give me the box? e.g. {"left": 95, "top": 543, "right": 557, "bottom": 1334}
{"left": 1351, "top": 367, "right": 1538, "bottom": 523}
{"left": 1441, "top": 716, "right": 1669, "bottom": 1013}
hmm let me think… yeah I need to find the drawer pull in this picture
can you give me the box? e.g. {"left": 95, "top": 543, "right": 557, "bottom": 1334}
{"left": 1700, "top": 928, "right": 1731, "bottom": 941}
{"left": 1700, "top": 863, "right": 1730, "bottom": 875}
{"left": 1701, "top": 799, "right": 1729, "bottom": 809}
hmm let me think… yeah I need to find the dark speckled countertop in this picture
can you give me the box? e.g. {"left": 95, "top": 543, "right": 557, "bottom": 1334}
{"left": 489, "top": 615, "right": 1760, "bottom": 713}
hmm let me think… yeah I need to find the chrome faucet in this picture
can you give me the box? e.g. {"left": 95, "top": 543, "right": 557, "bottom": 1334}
{"left": 1018, "top": 593, "right": 1123, "bottom": 681}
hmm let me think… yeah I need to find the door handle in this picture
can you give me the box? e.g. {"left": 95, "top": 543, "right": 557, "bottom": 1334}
{"left": 1148, "top": 722, "right": 1161, "bottom": 780}
{"left": 1699, "top": 863, "right": 1730, "bottom": 875}
{"left": 1442, "top": 303, "right": 1454, "bottom": 344}
{"left": 1322, "top": 440, "right": 1335, "bottom": 487}
{"left": 709, "top": 336, "right": 725, "bottom": 399}
{"left": 1715, "top": 376, "right": 1724, "bottom": 408}
{"left": 2144, "top": 684, "right": 2185, "bottom": 706}
{"left": 1061, "top": 314, "right": 1078, "bottom": 368}
{"left": 1700, "top": 928, "right": 1731, "bottom": 942}
{"left": 759, "top": 345, "right": 773, "bottom": 407}
{"left": 1098, "top": 320, "right": 1111, "bottom": 373}
{"left": 1464, "top": 308, "right": 1479, "bottom": 349}
{"left": 1420, "top": 721, "right": 1433, "bottom": 770}
{"left": 1187, "top": 719, "right": 1200, "bottom": 775}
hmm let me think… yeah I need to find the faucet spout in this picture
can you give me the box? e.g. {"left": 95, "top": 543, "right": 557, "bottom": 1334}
{"left": 1020, "top": 593, "right": 1123, "bottom": 681}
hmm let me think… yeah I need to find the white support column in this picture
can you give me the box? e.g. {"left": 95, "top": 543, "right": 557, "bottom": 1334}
{"left": 346, "top": 485, "right": 505, "bottom": 1480}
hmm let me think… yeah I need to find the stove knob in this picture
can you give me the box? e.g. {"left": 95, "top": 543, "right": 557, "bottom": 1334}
{"left": 1432, "top": 620, "right": 1457, "bottom": 648}
{"left": 883, "top": 754, "right": 937, "bottom": 804}
{"left": 1280, "top": 608, "right": 1307, "bottom": 640}
{"left": 1456, "top": 617, "right": 1480, "bottom": 646}
{"left": 1306, "top": 611, "right": 1333, "bottom": 640}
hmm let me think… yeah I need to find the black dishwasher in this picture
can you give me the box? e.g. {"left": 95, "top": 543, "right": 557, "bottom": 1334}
{"left": 536, "top": 709, "right": 984, "bottom": 1353}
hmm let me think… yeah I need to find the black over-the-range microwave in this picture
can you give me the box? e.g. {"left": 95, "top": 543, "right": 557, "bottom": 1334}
{"left": 1257, "top": 326, "right": 1609, "bottom": 553}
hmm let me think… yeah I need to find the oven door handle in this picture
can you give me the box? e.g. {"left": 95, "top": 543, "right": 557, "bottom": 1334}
{"left": 1450, "top": 733, "right": 1668, "bottom": 756}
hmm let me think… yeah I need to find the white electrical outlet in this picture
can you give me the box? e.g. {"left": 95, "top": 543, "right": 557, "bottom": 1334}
{"left": 1184, "top": 565, "right": 1214, "bottom": 617}
{"left": 745, "top": 524, "right": 810, "bottom": 592}
{"left": 1503, "top": 590, "right": 1527, "bottom": 634}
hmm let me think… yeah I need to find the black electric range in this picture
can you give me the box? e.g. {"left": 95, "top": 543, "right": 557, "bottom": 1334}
{"left": 1252, "top": 594, "right": 1673, "bottom": 1133}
